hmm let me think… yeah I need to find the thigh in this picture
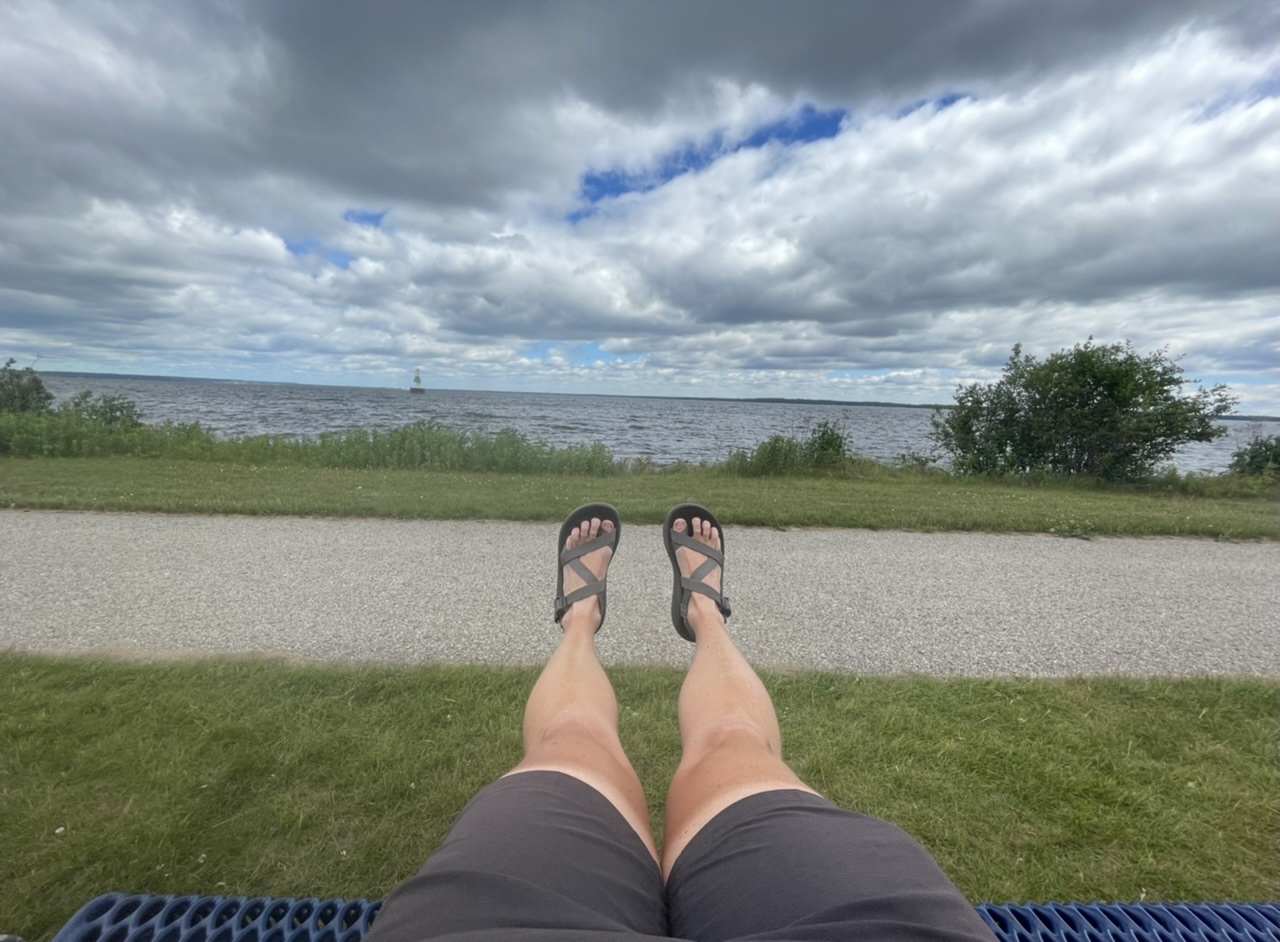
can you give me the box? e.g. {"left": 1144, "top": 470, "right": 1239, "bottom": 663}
{"left": 665, "top": 790, "right": 997, "bottom": 942}
{"left": 662, "top": 725, "right": 817, "bottom": 876}
{"left": 366, "top": 771, "right": 669, "bottom": 942}
{"left": 514, "top": 717, "right": 659, "bottom": 863}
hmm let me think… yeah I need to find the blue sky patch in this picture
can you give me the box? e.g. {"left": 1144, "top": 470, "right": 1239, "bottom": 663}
{"left": 739, "top": 105, "right": 844, "bottom": 149}
{"left": 285, "top": 238, "right": 355, "bottom": 270}
{"left": 571, "top": 341, "right": 640, "bottom": 364}
{"left": 580, "top": 169, "right": 642, "bottom": 203}
{"left": 896, "top": 92, "right": 971, "bottom": 119}
{"left": 1197, "top": 71, "right": 1280, "bottom": 121}
{"left": 343, "top": 209, "right": 387, "bottom": 227}
{"left": 655, "top": 135, "right": 725, "bottom": 183}
{"left": 572, "top": 105, "right": 846, "bottom": 218}
{"left": 523, "top": 341, "right": 558, "bottom": 360}
{"left": 579, "top": 134, "right": 725, "bottom": 205}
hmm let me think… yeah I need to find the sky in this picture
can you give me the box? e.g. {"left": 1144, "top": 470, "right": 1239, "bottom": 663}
{"left": 0, "top": 1, "right": 1277, "bottom": 409}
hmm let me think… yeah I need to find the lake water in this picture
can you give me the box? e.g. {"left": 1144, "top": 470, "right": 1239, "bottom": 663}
{"left": 39, "top": 373, "right": 1278, "bottom": 474}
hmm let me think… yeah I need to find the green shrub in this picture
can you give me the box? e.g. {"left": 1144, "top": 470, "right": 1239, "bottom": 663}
{"left": 0, "top": 358, "right": 54, "bottom": 414}
{"left": 1229, "top": 434, "right": 1280, "bottom": 476}
{"left": 727, "top": 420, "right": 860, "bottom": 476}
{"left": 803, "top": 420, "right": 848, "bottom": 469}
{"left": 727, "top": 434, "right": 803, "bottom": 475}
{"left": 0, "top": 412, "right": 215, "bottom": 458}
{"left": 59, "top": 390, "right": 146, "bottom": 427}
{"left": 932, "top": 340, "right": 1236, "bottom": 482}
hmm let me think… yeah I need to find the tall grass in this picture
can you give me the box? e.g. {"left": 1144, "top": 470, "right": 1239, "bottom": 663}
{"left": 0, "top": 413, "right": 618, "bottom": 475}
{"left": 0, "top": 412, "right": 215, "bottom": 459}
{"left": 213, "top": 424, "right": 618, "bottom": 474}
{"left": 725, "top": 419, "right": 898, "bottom": 477}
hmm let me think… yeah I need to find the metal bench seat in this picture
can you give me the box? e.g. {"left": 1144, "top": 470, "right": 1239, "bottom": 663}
{"left": 53, "top": 894, "right": 1280, "bottom": 942}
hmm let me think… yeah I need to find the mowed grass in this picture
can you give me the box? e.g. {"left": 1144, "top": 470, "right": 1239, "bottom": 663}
{"left": 2, "top": 655, "right": 1277, "bottom": 942}
{"left": 2, "top": 458, "right": 1277, "bottom": 538}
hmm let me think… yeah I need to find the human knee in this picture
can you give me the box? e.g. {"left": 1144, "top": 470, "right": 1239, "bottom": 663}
{"left": 685, "top": 718, "right": 778, "bottom": 765}
{"left": 534, "top": 708, "right": 620, "bottom": 752}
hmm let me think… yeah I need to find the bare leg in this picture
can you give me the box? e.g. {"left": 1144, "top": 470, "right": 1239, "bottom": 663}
{"left": 504, "top": 516, "right": 658, "bottom": 862}
{"left": 661, "top": 516, "right": 818, "bottom": 878}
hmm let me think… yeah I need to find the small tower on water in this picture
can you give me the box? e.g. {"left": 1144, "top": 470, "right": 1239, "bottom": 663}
{"left": 410, "top": 368, "right": 425, "bottom": 394}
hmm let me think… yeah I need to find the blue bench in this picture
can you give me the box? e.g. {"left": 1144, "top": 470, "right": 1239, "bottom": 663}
{"left": 52, "top": 894, "right": 1280, "bottom": 942}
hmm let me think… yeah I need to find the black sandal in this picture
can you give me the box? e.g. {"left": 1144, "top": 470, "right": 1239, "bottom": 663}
{"left": 663, "top": 503, "right": 731, "bottom": 641}
{"left": 554, "top": 503, "right": 621, "bottom": 629}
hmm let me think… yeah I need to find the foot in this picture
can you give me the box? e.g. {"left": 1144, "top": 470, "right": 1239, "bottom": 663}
{"left": 672, "top": 517, "right": 726, "bottom": 639}
{"left": 560, "top": 517, "right": 615, "bottom": 634}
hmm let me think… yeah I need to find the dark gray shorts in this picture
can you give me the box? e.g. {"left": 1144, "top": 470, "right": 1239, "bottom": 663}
{"left": 366, "top": 770, "right": 996, "bottom": 941}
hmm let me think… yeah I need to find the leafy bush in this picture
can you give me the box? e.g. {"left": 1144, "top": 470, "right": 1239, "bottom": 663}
{"left": 0, "top": 412, "right": 214, "bottom": 457}
{"left": 727, "top": 434, "right": 804, "bottom": 475}
{"left": 0, "top": 359, "right": 54, "bottom": 414}
{"left": 804, "top": 420, "right": 848, "bottom": 469}
{"left": 59, "top": 390, "right": 146, "bottom": 427}
{"left": 727, "top": 420, "right": 858, "bottom": 476}
{"left": 931, "top": 340, "right": 1236, "bottom": 482}
{"left": 1229, "top": 434, "right": 1280, "bottom": 476}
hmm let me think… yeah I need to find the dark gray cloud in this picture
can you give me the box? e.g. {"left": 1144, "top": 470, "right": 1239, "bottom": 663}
{"left": 6, "top": 0, "right": 1270, "bottom": 215}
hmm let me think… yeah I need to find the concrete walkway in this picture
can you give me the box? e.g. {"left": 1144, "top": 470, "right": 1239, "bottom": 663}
{"left": 1, "top": 510, "right": 1276, "bottom": 677}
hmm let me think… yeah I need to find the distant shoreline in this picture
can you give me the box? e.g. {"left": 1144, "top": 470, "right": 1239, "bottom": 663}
{"left": 36, "top": 370, "right": 1280, "bottom": 420}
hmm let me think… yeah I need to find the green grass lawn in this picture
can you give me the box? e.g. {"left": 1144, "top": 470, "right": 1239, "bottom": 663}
{"left": 2, "top": 655, "right": 1277, "bottom": 942}
{"left": 2, "top": 457, "right": 1277, "bottom": 538}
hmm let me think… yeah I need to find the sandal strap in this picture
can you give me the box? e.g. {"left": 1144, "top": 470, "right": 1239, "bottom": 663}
{"left": 673, "top": 529, "right": 731, "bottom": 619}
{"left": 555, "top": 526, "right": 617, "bottom": 622}
{"left": 669, "top": 528, "right": 723, "bottom": 564}
{"left": 689, "top": 556, "right": 718, "bottom": 584}
{"left": 555, "top": 580, "right": 606, "bottom": 619}
{"left": 680, "top": 579, "right": 731, "bottom": 620}
{"left": 681, "top": 576, "right": 723, "bottom": 603}
{"left": 561, "top": 530, "right": 616, "bottom": 562}
{"left": 566, "top": 557, "right": 596, "bottom": 586}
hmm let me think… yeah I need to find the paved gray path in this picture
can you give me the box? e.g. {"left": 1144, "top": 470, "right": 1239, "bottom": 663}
{"left": 1, "top": 510, "right": 1276, "bottom": 677}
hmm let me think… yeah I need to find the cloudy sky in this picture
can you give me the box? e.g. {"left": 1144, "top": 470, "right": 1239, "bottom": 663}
{"left": 1, "top": 1, "right": 1276, "bottom": 408}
